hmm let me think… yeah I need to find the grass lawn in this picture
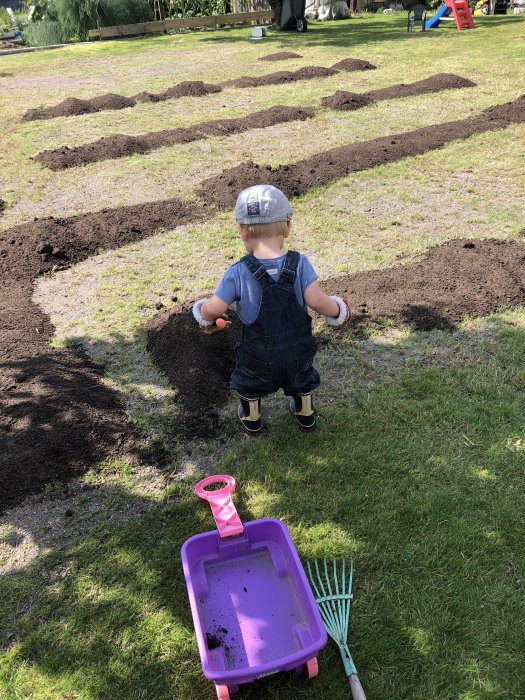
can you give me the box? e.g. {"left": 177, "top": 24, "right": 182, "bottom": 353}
{"left": 1, "top": 12, "right": 525, "bottom": 700}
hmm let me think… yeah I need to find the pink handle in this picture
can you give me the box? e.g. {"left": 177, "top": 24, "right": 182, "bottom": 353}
{"left": 195, "top": 475, "right": 244, "bottom": 538}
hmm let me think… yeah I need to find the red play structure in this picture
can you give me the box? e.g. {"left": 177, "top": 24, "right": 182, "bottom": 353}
{"left": 425, "top": 0, "right": 475, "bottom": 30}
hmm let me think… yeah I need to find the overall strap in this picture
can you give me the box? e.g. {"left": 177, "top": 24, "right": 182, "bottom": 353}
{"left": 240, "top": 254, "right": 275, "bottom": 289}
{"left": 280, "top": 250, "right": 300, "bottom": 286}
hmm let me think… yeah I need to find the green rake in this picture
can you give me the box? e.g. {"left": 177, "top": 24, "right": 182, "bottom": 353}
{"left": 306, "top": 559, "right": 367, "bottom": 700}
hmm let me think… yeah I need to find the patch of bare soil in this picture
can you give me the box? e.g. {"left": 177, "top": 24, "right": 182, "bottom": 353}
{"left": 321, "top": 91, "right": 372, "bottom": 111}
{"left": 331, "top": 58, "right": 376, "bottom": 71}
{"left": 258, "top": 51, "right": 302, "bottom": 61}
{"left": 0, "top": 40, "right": 22, "bottom": 50}
{"left": 21, "top": 59, "right": 370, "bottom": 121}
{"left": 35, "top": 106, "right": 315, "bottom": 171}
{"left": 197, "top": 95, "right": 525, "bottom": 206}
{"left": 322, "top": 73, "right": 475, "bottom": 111}
{"left": 147, "top": 304, "right": 242, "bottom": 438}
{"left": 221, "top": 65, "right": 337, "bottom": 88}
{"left": 0, "top": 198, "right": 204, "bottom": 514}
{"left": 147, "top": 239, "right": 525, "bottom": 437}
{"left": 22, "top": 82, "right": 221, "bottom": 121}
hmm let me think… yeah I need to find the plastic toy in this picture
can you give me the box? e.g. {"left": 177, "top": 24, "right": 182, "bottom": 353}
{"left": 181, "top": 475, "right": 327, "bottom": 698}
{"left": 425, "top": 0, "right": 475, "bottom": 30}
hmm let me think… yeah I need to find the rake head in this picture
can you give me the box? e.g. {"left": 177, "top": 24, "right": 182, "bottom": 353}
{"left": 306, "top": 558, "right": 357, "bottom": 677}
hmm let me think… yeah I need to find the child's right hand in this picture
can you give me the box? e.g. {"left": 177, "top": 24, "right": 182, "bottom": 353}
{"left": 325, "top": 296, "right": 351, "bottom": 327}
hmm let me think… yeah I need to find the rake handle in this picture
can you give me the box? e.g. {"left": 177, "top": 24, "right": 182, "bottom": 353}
{"left": 349, "top": 673, "right": 367, "bottom": 700}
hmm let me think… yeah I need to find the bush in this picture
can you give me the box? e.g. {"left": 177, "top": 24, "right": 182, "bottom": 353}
{"left": 23, "top": 18, "right": 71, "bottom": 45}
{"left": 166, "top": 0, "right": 230, "bottom": 17}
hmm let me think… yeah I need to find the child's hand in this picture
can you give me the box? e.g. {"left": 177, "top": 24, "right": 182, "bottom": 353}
{"left": 192, "top": 299, "right": 214, "bottom": 329}
{"left": 203, "top": 315, "right": 231, "bottom": 334}
{"left": 325, "top": 296, "right": 351, "bottom": 327}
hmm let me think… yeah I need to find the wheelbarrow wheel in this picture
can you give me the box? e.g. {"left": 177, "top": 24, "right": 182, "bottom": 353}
{"left": 297, "top": 17, "right": 308, "bottom": 31}
{"left": 303, "top": 656, "right": 318, "bottom": 678}
{"left": 216, "top": 685, "right": 230, "bottom": 700}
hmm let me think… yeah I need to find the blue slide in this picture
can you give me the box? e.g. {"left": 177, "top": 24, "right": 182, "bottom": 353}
{"left": 425, "top": 3, "right": 451, "bottom": 29}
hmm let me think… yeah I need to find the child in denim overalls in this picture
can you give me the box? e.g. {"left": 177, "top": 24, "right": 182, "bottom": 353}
{"left": 193, "top": 185, "right": 350, "bottom": 434}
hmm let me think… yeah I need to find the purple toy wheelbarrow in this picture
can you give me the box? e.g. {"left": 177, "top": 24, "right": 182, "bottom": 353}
{"left": 181, "top": 475, "right": 328, "bottom": 699}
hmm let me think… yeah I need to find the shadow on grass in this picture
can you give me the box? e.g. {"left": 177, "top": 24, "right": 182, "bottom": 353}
{"left": 0, "top": 347, "right": 138, "bottom": 515}
{"left": 1, "top": 314, "right": 525, "bottom": 698}
{"left": 198, "top": 14, "right": 525, "bottom": 50}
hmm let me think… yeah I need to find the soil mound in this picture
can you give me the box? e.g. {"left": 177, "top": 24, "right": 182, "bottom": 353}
{"left": 222, "top": 66, "right": 337, "bottom": 88}
{"left": 89, "top": 92, "right": 135, "bottom": 111}
{"left": 147, "top": 239, "right": 525, "bottom": 438}
{"left": 162, "top": 80, "right": 222, "bottom": 99}
{"left": 331, "top": 58, "right": 376, "bottom": 71}
{"left": 321, "top": 91, "right": 372, "bottom": 110}
{"left": 329, "top": 239, "right": 525, "bottom": 331}
{"left": 147, "top": 305, "right": 242, "bottom": 438}
{"left": 0, "top": 197, "right": 203, "bottom": 513}
{"left": 35, "top": 106, "right": 315, "bottom": 171}
{"left": 22, "top": 82, "right": 222, "bottom": 121}
{"left": 322, "top": 74, "right": 475, "bottom": 111}
{"left": 367, "top": 73, "right": 476, "bottom": 102}
{"left": 23, "top": 96, "right": 97, "bottom": 121}
{"left": 197, "top": 94, "right": 525, "bottom": 207}
{"left": 259, "top": 51, "right": 302, "bottom": 61}
{"left": 133, "top": 91, "right": 164, "bottom": 103}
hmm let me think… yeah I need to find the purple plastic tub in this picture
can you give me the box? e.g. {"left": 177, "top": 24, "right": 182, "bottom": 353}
{"left": 181, "top": 475, "right": 327, "bottom": 699}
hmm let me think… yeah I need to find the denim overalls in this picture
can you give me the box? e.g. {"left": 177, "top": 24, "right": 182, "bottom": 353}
{"left": 230, "top": 250, "right": 320, "bottom": 400}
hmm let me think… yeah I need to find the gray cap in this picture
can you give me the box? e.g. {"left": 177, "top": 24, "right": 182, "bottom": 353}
{"left": 235, "top": 184, "right": 292, "bottom": 225}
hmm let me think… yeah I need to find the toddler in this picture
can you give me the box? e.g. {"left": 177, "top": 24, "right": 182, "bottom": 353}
{"left": 193, "top": 184, "right": 350, "bottom": 434}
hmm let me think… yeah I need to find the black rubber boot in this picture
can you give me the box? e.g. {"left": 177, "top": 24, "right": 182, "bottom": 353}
{"left": 290, "top": 393, "right": 316, "bottom": 432}
{"left": 238, "top": 396, "right": 262, "bottom": 435}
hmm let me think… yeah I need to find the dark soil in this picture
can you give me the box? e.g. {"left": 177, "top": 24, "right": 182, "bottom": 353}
{"left": 258, "top": 51, "right": 302, "bottom": 61}
{"left": 21, "top": 59, "right": 369, "bottom": 121}
{"left": 0, "top": 199, "right": 5, "bottom": 214}
{"left": 147, "top": 304, "right": 242, "bottom": 438}
{"left": 221, "top": 65, "right": 338, "bottom": 88}
{"left": 322, "top": 73, "right": 475, "bottom": 111}
{"left": 35, "top": 106, "right": 315, "bottom": 171}
{"left": 22, "top": 82, "right": 222, "bottom": 121}
{"left": 147, "top": 239, "right": 525, "bottom": 438}
{"left": 5, "top": 94, "right": 524, "bottom": 503}
{"left": 0, "top": 198, "right": 204, "bottom": 513}
{"left": 327, "top": 239, "right": 525, "bottom": 332}
{"left": 331, "top": 58, "right": 376, "bottom": 71}
{"left": 197, "top": 95, "right": 525, "bottom": 206}
{"left": 321, "top": 91, "right": 372, "bottom": 111}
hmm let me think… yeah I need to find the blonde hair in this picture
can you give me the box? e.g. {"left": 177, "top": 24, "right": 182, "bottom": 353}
{"left": 240, "top": 221, "right": 289, "bottom": 239}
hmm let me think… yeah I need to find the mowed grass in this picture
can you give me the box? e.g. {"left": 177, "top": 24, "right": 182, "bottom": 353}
{"left": 2, "top": 13, "right": 525, "bottom": 700}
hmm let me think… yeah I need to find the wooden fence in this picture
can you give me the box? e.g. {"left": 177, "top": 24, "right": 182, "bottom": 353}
{"left": 88, "top": 10, "right": 274, "bottom": 39}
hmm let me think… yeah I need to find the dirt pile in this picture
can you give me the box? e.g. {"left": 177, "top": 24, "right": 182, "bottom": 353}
{"left": 259, "top": 51, "right": 302, "bottom": 61}
{"left": 197, "top": 95, "right": 525, "bottom": 206}
{"left": 147, "top": 239, "right": 525, "bottom": 437}
{"left": 35, "top": 106, "right": 315, "bottom": 171}
{"left": 0, "top": 198, "right": 203, "bottom": 513}
{"left": 321, "top": 91, "right": 372, "bottom": 111}
{"left": 331, "top": 58, "right": 376, "bottom": 71}
{"left": 322, "top": 73, "right": 475, "bottom": 111}
{"left": 221, "top": 66, "right": 337, "bottom": 88}
{"left": 147, "top": 305, "right": 242, "bottom": 438}
{"left": 21, "top": 59, "right": 372, "bottom": 121}
{"left": 22, "top": 82, "right": 221, "bottom": 121}
{"left": 328, "top": 239, "right": 525, "bottom": 331}
{"left": 0, "top": 40, "right": 23, "bottom": 50}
